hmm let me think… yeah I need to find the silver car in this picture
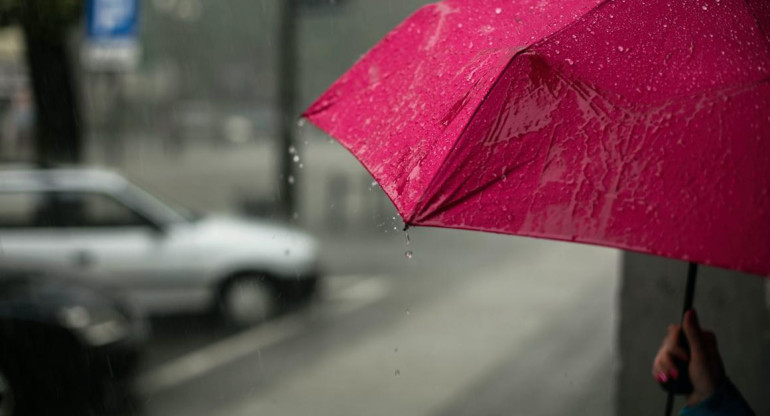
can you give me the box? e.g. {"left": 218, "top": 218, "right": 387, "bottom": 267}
{"left": 0, "top": 167, "right": 320, "bottom": 327}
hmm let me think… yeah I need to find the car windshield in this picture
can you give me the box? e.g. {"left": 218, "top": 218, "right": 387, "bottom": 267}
{"left": 122, "top": 182, "right": 197, "bottom": 224}
{"left": 0, "top": 1, "right": 766, "bottom": 416}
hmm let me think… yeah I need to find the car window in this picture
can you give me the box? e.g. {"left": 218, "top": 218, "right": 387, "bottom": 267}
{"left": 0, "top": 192, "right": 56, "bottom": 228}
{"left": 56, "top": 192, "right": 149, "bottom": 228}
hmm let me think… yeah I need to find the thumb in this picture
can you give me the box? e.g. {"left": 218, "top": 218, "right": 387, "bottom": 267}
{"left": 682, "top": 309, "right": 704, "bottom": 355}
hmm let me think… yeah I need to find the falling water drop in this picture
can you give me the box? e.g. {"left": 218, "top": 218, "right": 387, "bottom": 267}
{"left": 297, "top": 118, "right": 306, "bottom": 127}
{"left": 288, "top": 175, "right": 295, "bottom": 184}
{"left": 405, "top": 250, "right": 413, "bottom": 259}
{"left": 288, "top": 145, "right": 296, "bottom": 154}
{"left": 293, "top": 155, "right": 300, "bottom": 162}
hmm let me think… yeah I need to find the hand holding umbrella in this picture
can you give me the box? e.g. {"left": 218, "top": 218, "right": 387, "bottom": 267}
{"left": 653, "top": 310, "right": 754, "bottom": 415}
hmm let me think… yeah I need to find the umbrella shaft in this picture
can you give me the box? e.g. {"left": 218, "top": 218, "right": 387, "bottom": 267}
{"left": 681, "top": 262, "right": 698, "bottom": 316}
{"left": 665, "top": 262, "right": 699, "bottom": 416}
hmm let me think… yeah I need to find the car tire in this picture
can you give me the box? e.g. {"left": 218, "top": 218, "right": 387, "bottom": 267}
{"left": 0, "top": 366, "right": 16, "bottom": 416}
{"left": 218, "top": 274, "right": 277, "bottom": 328}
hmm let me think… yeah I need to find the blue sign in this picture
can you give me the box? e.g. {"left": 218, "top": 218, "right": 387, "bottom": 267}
{"left": 86, "top": 0, "right": 139, "bottom": 41}
{"left": 83, "top": 0, "right": 140, "bottom": 70}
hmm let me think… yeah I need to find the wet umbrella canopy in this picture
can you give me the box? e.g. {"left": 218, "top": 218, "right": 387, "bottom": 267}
{"left": 304, "top": 0, "right": 770, "bottom": 277}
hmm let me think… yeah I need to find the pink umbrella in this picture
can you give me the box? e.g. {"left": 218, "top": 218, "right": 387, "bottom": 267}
{"left": 305, "top": 0, "right": 770, "bottom": 277}
{"left": 305, "top": 0, "right": 768, "bottom": 409}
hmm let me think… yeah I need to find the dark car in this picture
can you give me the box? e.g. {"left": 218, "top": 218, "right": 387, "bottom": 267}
{"left": 0, "top": 267, "right": 148, "bottom": 415}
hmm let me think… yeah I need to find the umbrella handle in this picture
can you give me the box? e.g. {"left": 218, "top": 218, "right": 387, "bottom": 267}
{"left": 662, "top": 262, "right": 699, "bottom": 415}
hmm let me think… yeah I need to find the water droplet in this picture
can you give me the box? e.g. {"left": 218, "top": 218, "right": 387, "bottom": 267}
{"left": 288, "top": 146, "right": 296, "bottom": 154}
{"left": 405, "top": 250, "right": 413, "bottom": 259}
{"left": 395, "top": 369, "right": 401, "bottom": 376}
{"left": 566, "top": 58, "right": 574, "bottom": 65}
{"left": 405, "top": 308, "right": 411, "bottom": 315}
{"left": 299, "top": 163, "right": 304, "bottom": 169}
{"left": 288, "top": 175, "right": 295, "bottom": 184}
{"left": 494, "top": 7, "right": 502, "bottom": 14}
{"left": 293, "top": 155, "right": 300, "bottom": 162}
{"left": 297, "top": 118, "right": 306, "bottom": 127}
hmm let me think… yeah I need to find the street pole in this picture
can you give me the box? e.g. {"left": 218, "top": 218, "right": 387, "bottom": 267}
{"left": 278, "top": 0, "right": 298, "bottom": 219}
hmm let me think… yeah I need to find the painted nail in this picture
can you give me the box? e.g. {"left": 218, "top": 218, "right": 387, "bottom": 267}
{"left": 659, "top": 372, "right": 669, "bottom": 383}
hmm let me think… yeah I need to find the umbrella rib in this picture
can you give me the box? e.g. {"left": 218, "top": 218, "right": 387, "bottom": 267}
{"left": 408, "top": 51, "right": 523, "bottom": 224}
{"left": 415, "top": 156, "right": 538, "bottom": 224}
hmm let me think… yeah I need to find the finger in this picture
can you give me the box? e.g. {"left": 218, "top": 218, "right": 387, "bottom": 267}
{"left": 668, "top": 344, "right": 689, "bottom": 362}
{"left": 701, "top": 331, "right": 720, "bottom": 357}
{"left": 663, "top": 324, "right": 681, "bottom": 349}
{"left": 660, "top": 325, "right": 689, "bottom": 361}
{"left": 652, "top": 353, "right": 676, "bottom": 381}
{"left": 682, "top": 309, "right": 704, "bottom": 356}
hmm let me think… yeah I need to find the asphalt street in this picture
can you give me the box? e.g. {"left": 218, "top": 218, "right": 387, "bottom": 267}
{"left": 136, "top": 229, "right": 620, "bottom": 416}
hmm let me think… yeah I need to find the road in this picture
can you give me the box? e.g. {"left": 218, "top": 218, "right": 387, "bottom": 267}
{"left": 134, "top": 229, "right": 620, "bottom": 416}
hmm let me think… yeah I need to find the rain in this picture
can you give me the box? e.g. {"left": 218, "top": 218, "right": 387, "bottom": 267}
{"left": 0, "top": 0, "right": 767, "bottom": 415}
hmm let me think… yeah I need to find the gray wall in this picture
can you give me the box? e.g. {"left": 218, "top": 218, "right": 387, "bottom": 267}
{"left": 617, "top": 252, "right": 769, "bottom": 415}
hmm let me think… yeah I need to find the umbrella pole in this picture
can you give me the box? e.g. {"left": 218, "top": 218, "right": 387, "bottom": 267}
{"left": 664, "top": 262, "right": 699, "bottom": 416}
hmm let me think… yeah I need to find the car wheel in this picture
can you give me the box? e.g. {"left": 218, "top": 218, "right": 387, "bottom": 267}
{"left": 0, "top": 367, "right": 15, "bottom": 416}
{"left": 219, "top": 275, "right": 276, "bottom": 328}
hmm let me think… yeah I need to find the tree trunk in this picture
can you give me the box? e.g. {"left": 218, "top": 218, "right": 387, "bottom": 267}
{"left": 21, "top": 9, "right": 82, "bottom": 164}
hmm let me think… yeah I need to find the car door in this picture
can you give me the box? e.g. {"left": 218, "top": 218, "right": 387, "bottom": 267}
{"left": 0, "top": 190, "right": 74, "bottom": 267}
{"left": 54, "top": 191, "right": 208, "bottom": 313}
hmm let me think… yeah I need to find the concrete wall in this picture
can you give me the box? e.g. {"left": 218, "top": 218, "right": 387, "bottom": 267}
{"left": 617, "top": 252, "right": 769, "bottom": 415}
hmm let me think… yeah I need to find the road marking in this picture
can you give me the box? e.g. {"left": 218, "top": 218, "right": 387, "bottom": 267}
{"left": 138, "top": 275, "right": 390, "bottom": 395}
{"left": 326, "top": 274, "right": 391, "bottom": 315}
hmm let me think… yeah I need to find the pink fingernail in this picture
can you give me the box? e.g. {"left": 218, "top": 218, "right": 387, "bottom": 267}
{"left": 659, "top": 372, "right": 669, "bottom": 383}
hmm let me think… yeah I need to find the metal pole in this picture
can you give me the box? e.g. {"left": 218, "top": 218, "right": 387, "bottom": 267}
{"left": 664, "top": 262, "right": 699, "bottom": 416}
{"left": 278, "top": 0, "right": 298, "bottom": 219}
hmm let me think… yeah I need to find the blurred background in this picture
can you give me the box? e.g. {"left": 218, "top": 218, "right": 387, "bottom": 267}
{"left": 0, "top": 0, "right": 767, "bottom": 415}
